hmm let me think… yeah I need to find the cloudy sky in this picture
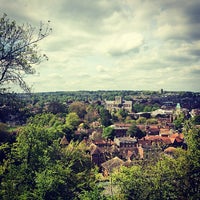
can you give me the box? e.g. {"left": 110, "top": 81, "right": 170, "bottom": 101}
{"left": 1, "top": 0, "right": 200, "bottom": 92}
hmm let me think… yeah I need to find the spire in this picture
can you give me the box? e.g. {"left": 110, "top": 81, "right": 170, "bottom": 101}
{"left": 176, "top": 103, "right": 181, "bottom": 110}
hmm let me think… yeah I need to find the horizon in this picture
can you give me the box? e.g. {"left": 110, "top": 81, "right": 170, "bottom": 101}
{"left": 15, "top": 89, "right": 200, "bottom": 94}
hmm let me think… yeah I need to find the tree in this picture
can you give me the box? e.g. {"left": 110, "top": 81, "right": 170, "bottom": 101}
{"left": 183, "top": 125, "right": 200, "bottom": 198}
{"left": 133, "top": 103, "right": 145, "bottom": 113}
{"left": 0, "top": 114, "right": 96, "bottom": 199}
{"left": 113, "top": 165, "right": 152, "bottom": 200}
{"left": 127, "top": 123, "right": 145, "bottom": 139}
{"left": 68, "top": 101, "right": 87, "bottom": 119}
{"left": 136, "top": 117, "right": 147, "bottom": 125}
{"left": 113, "top": 123, "right": 200, "bottom": 200}
{"left": 0, "top": 14, "right": 51, "bottom": 92}
{"left": 102, "top": 126, "right": 115, "bottom": 140}
{"left": 173, "top": 113, "right": 185, "bottom": 130}
{"left": 192, "top": 115, "right": 200, "bottom": 125}
{"left": 45, "top": 101, "right": 67, "bottom": 115}
{"left": 99, "top": 107, "right": 112, "bottom": 127}
{"left": 79, "top": 185, "right": 107, "bottom": 200}
{"left": 115, "top": 109, "right": 128, "bottom": 122}
{"left": 65, "top": 112, "right": 80, "bottom": 130}
{"left": 146, "top": 118, "right": 158, "bottom": 125}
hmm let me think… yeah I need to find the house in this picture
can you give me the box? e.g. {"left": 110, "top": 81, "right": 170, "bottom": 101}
{"left": 112, "top": 123, "right": 131, "bottom": 137}
{"left": 60, "top": 135, "right": 69, "bottom": 147}
{"left": 92, "top": 139, "right": 114, "bottom": 148}
{"left": 114, "top": 137, "right": 137, "bottom": 148}
{"left": 170, "top": 133, "right": 184, "bottom": 147}
{"left": 159, "top": 128, "right": 173, "bottom": 137}
{"left": 151, "top": 109, "right": 173, "bottom": 118}
{"left": 190, "top": 109, "right": 200, "bottom": 118}
{"left": 146, "top": 125, "right": 160, "bottom": 136}
{"left": 90, "top": 144, "right": 105, "bottom": 167}
{"left": 125, "top": 144, "right": 144, "bottom": 161}
{"left": 101, "top": 157, "right": 124, "bottom": 176}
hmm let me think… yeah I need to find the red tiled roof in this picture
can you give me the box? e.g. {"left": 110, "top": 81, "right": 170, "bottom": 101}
{"left": 149, "top": 125, "right": 159, "bottom": 129}
{"left": 175, "top": 137, "right": 184, "bottom": 143}
{"left": 170, "top": 133, "right": 179, "bottom": 138}
{"left": 179, "top": 133, "right": 184, "bottom": 139}
{"left": 161, "top": 137, "right": 174, "bottom": 144}
{"left": 145, "top": 135, "right": 162, "bottom": 141}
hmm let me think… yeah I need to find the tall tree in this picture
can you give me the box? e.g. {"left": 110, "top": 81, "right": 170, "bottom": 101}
{"left": 0, "top": 114, "right": 95, "bottom": 199}
{"left": 65, "top": 112, "right": 80, "bottom": 130}
{"left": 102, "top": 126, "right": 115, "bottom": 140}
{"left": 127, "top": 123, "right": 145, "bottom": 139}
{"left": 99, "top": 107, "right": 112, "bottom": 127}
{"left": 0, "top": 14, "right": 51, "bottom": 92}
{"left": 68, "top": 101, "right": 87, "bottom": 119}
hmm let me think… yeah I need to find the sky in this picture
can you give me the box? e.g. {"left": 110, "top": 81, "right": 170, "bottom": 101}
{"left": 1, "top": 0, "right": 200, "bottom": 92}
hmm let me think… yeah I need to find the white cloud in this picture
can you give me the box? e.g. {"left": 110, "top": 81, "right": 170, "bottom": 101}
{"left": 96, "top": 65, "right": 108, "bottom": 73}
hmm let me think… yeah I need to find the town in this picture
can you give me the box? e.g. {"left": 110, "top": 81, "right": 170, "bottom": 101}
{"left": 1, "top": 90, "right": 200, "bottom": 176}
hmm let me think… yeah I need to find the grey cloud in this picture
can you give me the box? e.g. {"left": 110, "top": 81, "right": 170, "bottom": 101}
{"left": 188, "top": 27, "right": 200, "bottom": 41}
{"left": 58, "top": 0, "right": 121, "bottom": 28}
{"left": 189, "top": 49, "right": 200, "bottom": 56}
{"left": 184, "top": 1, "right": 200, "bottom": 24}
{"left": 164, "top": 55, "right": 198, "bottom": 65}
{"left": 187, "top": 67, "right": 200, "bottom": 76}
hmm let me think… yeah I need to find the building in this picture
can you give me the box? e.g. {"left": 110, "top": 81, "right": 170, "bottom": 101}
{"left": 105, "top": 96, "right": 132, "bottom": 112}
{"left": 114, "top": 137, "right": 137, "bottom": 148}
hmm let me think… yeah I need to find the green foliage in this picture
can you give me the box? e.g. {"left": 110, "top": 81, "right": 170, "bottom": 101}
{"left": 113, "top": 125, "right": 200, "bottom": 200}
{"left": 99, "top": 108, "right": 112, "bottom": 127}
{"left": 133, "top": 103, "right": 159, "bottom": 113}
{"left": 173, "top": 113, "right": 185, "bottom": 130}
{"left": 183, "top": 126, "right": 200, "bottom": 199}
{"left": 133, "top": 103, "right": 145, "bottom": 113}
{"left": 146, "top": 118, "right": 158, "bottom": 125}
{"left": 65, "top": 112, "right": 80, "bottom": 130}
{"left": 0, "top": 13, "right": 51, "bottom": 92}
{"left": 102, "top": 126, "right": 115, "bottom": 140}
{"left": 115, "top": 109, "right": 128, "bottom": 122}
{"left": 79, "top": 185, "right": 107, "bottom": 200}
{"left": 127, "top": 123, "right": 145, "bottom": 139}
{"left": 0, "top": 114, "right": 95, "bottom": 199}
{"left": 68, "top": 101, "right": 87, "bottom": 119}
{"left": 192, "top": 115, "right": 200, "bottom": 125}
{"left": 113, "top": 165, "right": 151, "bottom": 200}
{"left": 136, "top": 117, "right": 147, "bottom": 124}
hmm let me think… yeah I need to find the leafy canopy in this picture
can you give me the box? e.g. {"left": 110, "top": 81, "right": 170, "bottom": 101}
{"left": 0, "top": 13, "right": 51, "bottom": 92}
